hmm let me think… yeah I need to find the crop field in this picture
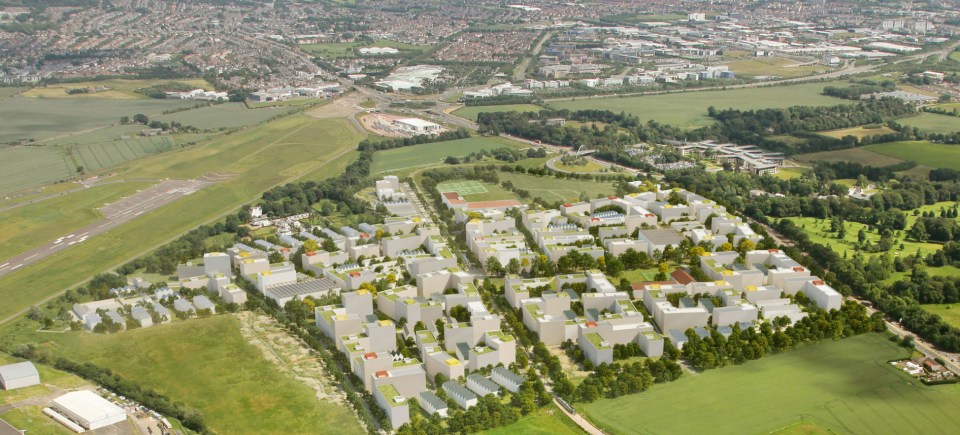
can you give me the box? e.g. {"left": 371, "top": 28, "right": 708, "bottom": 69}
{"left": 0, "top": 146, "right": 74, "bottom": 193}
{"left": 0, "top": 181, "right": 151, "bottom": 261}
{"left": 0, "top": 97, "right": 195, "bottom": 143}
{"left": 19, "top": 78, "right": 212, "bottom": 99}
{"left": 0, "top": 114, "right": 364, "bottom": 322}
{"left": 896, "top": 113, "right": 960, "bottom": 134}
{"left": 0, "top": 316, "right": 364, "bottom": 435}
{"left": 547, "top": 81, "right": 848, "bottom": 129}
{"left": 783, "top": 216, "right": 943, "bottom": 258}
{"left": 482, "top": 404, "right": 581, "bottom": 435}
{"left": 818, "top": 125, "right": 897, "bottom": 139}
{"left": 0, "top": 87, "right": 25, "bottom": 99}
{"left": 301, "top": 39, "right": 428, "bottom": 58}
{"left": 452, "top": 104, "right": 544, "bottom": 121}
{"left": 725, "top": 57, "right": 826, "bottom": 78}
{"left": 580, "top": 334, "right": 960, "bottom": 435}
{"left": 793, "top": 147, "right": 905, "bottom": 166}
{"left": 155, "top": 103, "right": 294, "bottom": 130}
{"left": 371, "top": 137, "right": 524, "bottom": 173}
{"left": 497, "top": 172, "right": 617, "bottom": 203}
{"left": 437, "top": 180, "right": 488, "bottom": 195}
{"left": 865, "top": 141, "right": 960, "bottom": 171}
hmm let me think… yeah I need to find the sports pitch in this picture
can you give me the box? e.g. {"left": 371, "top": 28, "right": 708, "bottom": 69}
{"left": 437, "top": 180, "right": 488, "bottom": 195}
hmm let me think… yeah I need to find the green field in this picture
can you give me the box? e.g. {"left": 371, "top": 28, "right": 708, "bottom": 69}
{"left": 371, "top": 137, "right": 524, "bottom": 173}
{"left": 0, "top": 316, "right": 364, "bottom": 434}
{"left": 155, "top": 103, "right": 294, "bottom": 130}
{"left": 773, "top": 167, "right": 809, "bottom": 180}
{"left": 301, "top": 39, "right": 427, "bottom": 58}
{"left": 19, "top": 78, "right": 213, "bottom": 99}
{"left": 785, "top": 216, "right": 943, "bottom": 258}
{"left": 0, "top": 114, "right": 364, "bottom": 323}
{"left": 897, "top": 113, "right": 960, "bottom": 134}
{"left": 921, "top": 304, "right": 960, "bottom": 329}
{"left": 794, "top": 147, "right": 905, "bottom": 166}
{"left": 579, "top": 334, "right": 960, "bottom": 434}
{"left": 725, "top": 57, "right": 826, "bottom": 79}
{"left": 818, "top": 125, "right": 897, "bottom": 139}
{"left": 1, "top": 406, "right": 75, "bottom": 434}
{"left": 452, "top": 104, "right": 545, "bottom": 121}
{"left": 0, "top": 97, "right": 196, "bottom": 143}
{"left": 547, "top": 82, "right": 848, "bottom": 129}
{"left": 437, "top": 180, "right": 488, "bottom": 195}
{"left": 866, "top": 141, "right": 960, "bottom": 171}
{"left": 498, "top": 172, "right": 617, "bottom": 203}
{"left": 481, "top": 404, "right": 582, "bottom": 435}
{"left": 552, "top": 159, "right": 607, "bottom": 173}
{"left": 0, "top": 181, "right": 151, "bottom": 260}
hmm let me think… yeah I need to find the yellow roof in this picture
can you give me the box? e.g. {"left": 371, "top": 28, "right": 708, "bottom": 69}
{"left": 239, "top": 252, "right": 251, "bottom": 258}
{"left": 649, "top": 284, "right": 661, "bottom": 290}
{"left": 445, "top": 358, "right": 460, "bottom": 366}
{"left": 243, "top": 259, "right": 254, "bottom": 264}
{"left": 356, "top": 289, "right": 370, "bottom": 295}
{"left": 379, "top": 320, "right": 392, "bottom": 327}
{"left": 721, "top": 270, "right": 734, "bottom": 276}
{"left": 261, "top": 270, "right": 272, "bottom": 276}
{"left": 336, "top": 314, "right": 348, "bottom": 320}
{"left": 745, "top": 285, "right": 758, "bottom": 291}
{"left": 714, "top": 280, "right": 726, "bottom": 285}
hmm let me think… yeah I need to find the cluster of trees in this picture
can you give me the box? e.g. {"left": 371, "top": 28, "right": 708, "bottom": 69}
{"left": 445, "top": 146, "right": 531, "bottom": 165}
{"left": 908, "top": 215, "right": 959, "bottom": 242}
{"left": 462, "top": 95, "right": 538, "bottom": 106}
{"left": 574, "top": 356, "right": 683, "bottom": 403}
{"left": 358, "top": 128, "right": 471, "bottom": 152}
{"left": 822, "top": 80, "right": 896, "bottom": 99}
{"left": 812, "top": 160, "right": 917, "bottom": 183}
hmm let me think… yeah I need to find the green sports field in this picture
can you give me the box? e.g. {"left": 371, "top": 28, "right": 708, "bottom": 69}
{"left": 0, "top": 316, "right": 364, "bottom": 435}
{"left": 579, "top": 334, "right": 960, "bottom": 434}
{"left": 897, "top": 113, "right": 960, "bottom": 134}
{"left": 452, "top": 104, "right": 545, "bottom": 121}
{"left": 437, "top": 180, "right": 488, "bottom": 195}
{"left": 546, "top": 81, "right": 848, "bottom": 129}
{"left": 371, "top": 137, "right": 524, "bottom": 173}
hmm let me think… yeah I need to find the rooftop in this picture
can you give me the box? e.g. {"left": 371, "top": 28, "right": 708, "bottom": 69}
{"left": 376, "top": 384, "right": 406, "bottom": 407}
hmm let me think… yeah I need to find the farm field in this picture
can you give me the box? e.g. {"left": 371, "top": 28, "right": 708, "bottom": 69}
{"left": 19, "top": 78, "right": 212, "bottom": 99}
{"left": 725, "top": 57, "right": 826, "bottom": 78}
{"left": 818, "top": 125, "right": 897, "bottom": 139}
{"left": 0, "top": 87, "right": 26, "bottom": 99}
{"left": 452, "top": 104, "right": 544, "bottom": 121}
{"left": 0, "top": 97, "right": 195, "bottom": 143}
{"left": 547, "top": 81, "right": 848, "bottom": 129}
{"left": 783, "top": 216, "right": 943, "bottom": 258}
{"left": 793, "top": 147, "right": 905, "bottom": 166}
{"left": 0, "top": 114, "right": 364, "bottom": 322}
{"left": 896, "top": 113, "right": 960, "bottom": 134}
{"left": 481, "top": 404, "right": 582, "bottom": 435}
{"left": 866, "top": 141, "right": 960, "bottom": 171}
{"left": 497, "top": 172, "right": 617, "bottom": 203}
{"left": 579, "top": 334, "right": 960, "bottom": 435}
{"left": 155, "top": 102, "right": 294, "bottom": 130}
{"left": 0, "top": 181, "right": 151, "bottom": 261}
{"left": 921, "top": 303, "right": 960, "bottom": 329}
{"left": 0, "top": 316, "right": 364, "bottom": 435}
{"left": 301, "top": 39, "right": 428, "bottom": 58}
{"left": 371, "top": 136, "right": 524, "bottom": 173}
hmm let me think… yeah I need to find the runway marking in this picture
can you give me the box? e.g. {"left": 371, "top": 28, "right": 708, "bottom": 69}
{"left": 11, "top": 264, "right": 22, "bottom": 270}
{"left": 25, "top": 254, "right": 38, "bottom": 260}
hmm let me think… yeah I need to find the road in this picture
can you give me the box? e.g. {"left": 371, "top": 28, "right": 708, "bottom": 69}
{"left": 553, "top": 398, "right": 604, "bottom": 435}
{"left": 0, "top": 178, "right": 213, "bottom": 280}
{"left": 852, "top": 297, "right": 960, "bottom": 374}
{"left": 514, "top": 30, "right": 558, "bottom": 82}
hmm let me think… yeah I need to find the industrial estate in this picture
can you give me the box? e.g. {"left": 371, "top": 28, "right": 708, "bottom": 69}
{"left": 3, "top": 0, "right": 960, "bottom": 434}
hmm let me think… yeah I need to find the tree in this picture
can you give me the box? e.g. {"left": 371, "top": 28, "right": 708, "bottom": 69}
{"left": 450, "top": 305, "right": 470, "bottom": 322}
{"left": 268, "top": 251, "right": 284, "bottom": 263}
{"left": 485, "top": 257, "right": 504, "bottom": 276}
{"left": 506, "top": 258, "right": 521, "bottom": 275}
{"left": 321, "top": 238, "right": 338, "bottom": 252}
{"left": 718, "top": 242, "right": 733, "bottom": 252}
{"left": 908, "top": 221, "right": 928, "bottom": 242}
{"left": 133, "top": 113, "right": 149, "bottom": 124}
{"left": 303, "top": 239, "right": 320, "bottom": 253}
{"left": 120, "top": 115, "right": 130, "bottom": 124}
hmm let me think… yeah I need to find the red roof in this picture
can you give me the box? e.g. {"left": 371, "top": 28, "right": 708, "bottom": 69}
{"left": 671, "top": 268, "right": 695, "bottom": 285}
{"left": 375, "top": 370, "right": 389, "bottom": 378}
{"left": 467, "top": 199, "right": 523, "bottom": 210}
{"left": 793, "top": 266, "right": 805, "bottom": 272}
{"left": 442, "top": 191, "right": 466, "bottom": 204}
{"left": 364, "top": 352, "right": 378, "bottom": 359}
{"left": 585, "top": 321, "right": 598, "bottom": 327}
{"left": 607, "top": 195, "right": 617, "bottom": 200}
{"left": 306, "top": 251, "right": 316, "bottom": 256}
{"left": 349, "top": 272, "right": 361, "bottom": 277}
{"left": 563, "top": 203, "right": 573, "bottom": 207}
{"left": 768, "top": 249, "right": 780, "bottom": 253}
{"left": 812, "top": 280, "right": 825, "bottom": 286}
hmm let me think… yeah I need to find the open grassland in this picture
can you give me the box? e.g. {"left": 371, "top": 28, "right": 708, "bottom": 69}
{"left": 0, "top": 97, "right": 195, "bottom": 143}
{"left": 0, "top": 316, "right": 364, "bottom": 435}
{"left": 772, "top": 167, "right": 809, "bottom": 180}
{"left": 0, "top": 87, "right": 26, "bottom": 99}
{"left": 0, "top": 406, "right": 75, "bottom": 434}
{"left": 301, "top": 39, "right": 428, "bottom": 58}
{"left": 155, "top": 103, "right": 294, "bottom": 130}
{"left": 245, "top": 97, "right": 330, "bottom": 109}
{"left": 547, "top": 81, "right": 848, "bottom": 129}
{"left": 552, "top": 159, "right": 607, "bottom": 173}
{"left": 0, "top": 181, "right": 151, "bottom": 261}
{"left": 921, "top": 304, "right": 960, "bottom": 329}
{"left": 497, "top": 172, "right": 616, "bottom": 203}
{"left": 818, "top": 125, "right": 897, "bottom": 139}
{"left": 481, "top": 404, "right": 582, "bottom": 435}
{"left": 793, "top": 147, "right": 905, "bottom": 166}
{"left": 452, "top": 104, "right": 545, "bottom": 121}
{"left": 0, "top": 114, "right": 364, "bottom": 322}
{"left": 725, "top": 57, "right": 826, "bottom": 78}
{"left": 866, "top": 141, "right": 960, "bottom": 171}
{"left": 905, "top": 200, "right": 960, "bottom": 227}
{"left": 784, "top": 216, "right": 943, "bottom": 258}
{"left": 0, "top": 146, "right": 74, "bottom": 193}
{"left": 580, "top": 334, "right": 960, "bottom": 435}
{"left": 371, "top": 136, "right": 524, "bottom": 173}
{"left": 19, "top": 79, "right": 212, "bottom": 99}
{"left": 897, "top": 113, "right": 960, "bottom": 134}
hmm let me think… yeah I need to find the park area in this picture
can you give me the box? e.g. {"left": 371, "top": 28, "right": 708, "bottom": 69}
{"left": 818, "top": 125, "right": 897, "bottom": 140}
{"left": 0, "top": 315, "right": 364, "bottom": 434}
{"left": 725, "top": 57, "right": 826, "bottom": 79}
{"left": 546, "top": 81, "right": 848, "bottom": 129}
{"left": 498, "top": 172, "right": 616, "bottom": 203}
{"left": 921, "top": 304, "right": 960, "bottom": 329}
{"left": 370, "top": 137, "right": 524, "bottom": 173}
{"left": 782, "top": 216, "right": 944, "bottom": 258}
{"left": 579, "top": 334, "right": 960, "bottom": 434}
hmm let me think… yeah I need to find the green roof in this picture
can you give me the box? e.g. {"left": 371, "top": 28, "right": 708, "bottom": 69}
{"left": 585, "top": 332, "right": 611, "bottom": 349}
{"left": 377, "top": 384, "right": 405, "bottom": 406}
{"left": 487, "top": 330, "right": 514, "bottom": 342}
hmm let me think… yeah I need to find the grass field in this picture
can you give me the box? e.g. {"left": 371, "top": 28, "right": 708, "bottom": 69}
{"left": 0, "top": 406, "right": 76, "bottom": 434}
{"left": 0, "top": 114, "right": 364, "bottom": 322}
{"left": 155, "top": 103, "right": 294, "bottom": 130}
{"left": 579, "top": 334, "right": 960, "bottom": 434}
{"left": 897, "top": 113, "right": 960, "bottom": 134}
{"left": 866, "top": 141, "right": 960, "bottom": 171}
{"left": 547, "top": 81, "right": 848, "bottom": 129}
{"left": 725, "top": 57, "right": 826, "bottom": 79}
{"left": 0, "top": 181, "right": 151, "bottom": 260}
{"left": 793, "top": 147, "right": 905, "bottom": 166}
{"left": 301, "top": 39, "right": 427, "bottom": 58}
{"left": 773, "top": 167, "right": 809, "bottom": 180}
{"left": 921, "top": 304, "right": 960, "bottom": 329}
{"left": 498, "top": 172, "right": 617, "bottom": 203}
{"left": 371, "top": 137, "right": 525, "bottom": 173}
{"left": 0, "top": 97, "right": 196, "bottom": 143}
{"left": 437, "top": 180, "right": 488, "bottom": 195}
{"left": 20, "top": 79, "right": 213, "bottom": 99}
{"left": 818, "top": 125, "right": 897, "bottom": 139}
{"left": 452, "top": 104, "right": 544, "bottom": 121}
{"left": 553, "top": 159, "right": 607, "bottom": 173}
{"left": 784, "top": 216, "right": 943, "bottom": 258}
{"left": 481, "top": 404, "right": 582, "bottom": 435}
{"left": 0, "top": 87, "right": 26, "bottom": 99}
{"left": 0, "top": 316, "right": 364, "bottom": 435}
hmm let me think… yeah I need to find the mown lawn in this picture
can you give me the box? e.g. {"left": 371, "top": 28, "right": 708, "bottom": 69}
{"left": 371, "top": 137, "right": 525, "bottom": 173}
{"left": 782, "top": 216, "right": 943, "bottom": 258}
{"left": 896, "top": 113, "right": 960, "bottom": 135}
{"left": 866, "top": 141, "right": 960, "bottom": 171}
{"left": 497, "top": 172, "right": 618, "bottom": 203}
{"left": 481, "top": 404, "right": 582, "bottom": 435}
{"left": 579, "top": 334, "right": 960, "bottom": 434}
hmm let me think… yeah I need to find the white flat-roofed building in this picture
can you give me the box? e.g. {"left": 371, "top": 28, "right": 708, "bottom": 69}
{"left": 52, "top": 390, "right": 127, "bottom": 430}
{"left": 0, "top": 361, "right": 39, "bottom": 390}
{"left": 394, "top": 118, "right": 442, "bottom": 135}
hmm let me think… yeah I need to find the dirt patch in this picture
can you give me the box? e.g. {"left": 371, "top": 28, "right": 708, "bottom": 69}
{"left": 358, "top": 112, "right": 420, "bottom": 137}
{"left": 307, "top": 92, "right": 364, "bottom": 119}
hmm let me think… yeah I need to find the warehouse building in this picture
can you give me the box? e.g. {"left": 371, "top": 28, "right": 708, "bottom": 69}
{"left": 0, "top": 361, "right": 40, "bottom": 390}
{"left": 50, "top": 390, "right": 127, "bottom": 430}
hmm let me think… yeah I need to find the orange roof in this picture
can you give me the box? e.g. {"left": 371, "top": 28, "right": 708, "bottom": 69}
{"left": 585, "top": 321, "right": 598, "bottom": 327}
{"left": 364, "top": 352, "right": 378, "bottom": 359}
{"left": 793, "top": 266, "right": 804, "bottom": 272}
{"left": 563, "top": 203, "right": 573, "bottom": 207}
{"left": 349, "top": 272, "right": 361, "bottom": 277}
{"left": 671, "top": 268, "right": 695, "bottom": 285}
{"left": 306, "top": 251, "right": 316, "bottom": 256}
{"left": 467, "top": 199, "right": 523, "bottom": 210}
{"left": 375, "top": 370, "right": 389, "bottom": 378}
{"left": 812, "top": 280, "right": 825, "bottom": 285}
{"left": 607, "top": 195, "right": 617, "bottom": 200}
{"left": 442, "top": 191, "right": 466, "bottom": 204}
{"left": 768, "top": 249, "right": 780, "bottom": 253}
